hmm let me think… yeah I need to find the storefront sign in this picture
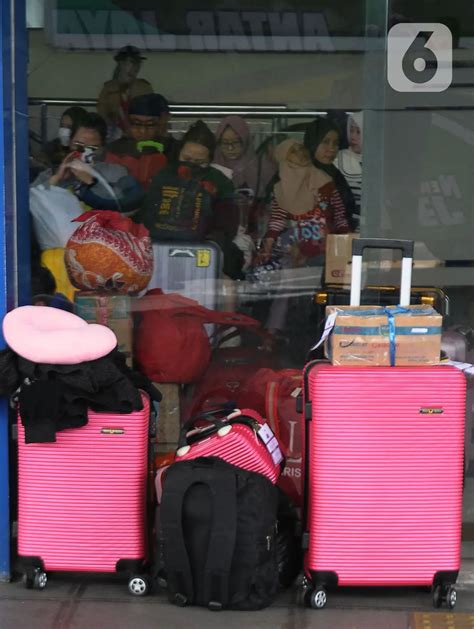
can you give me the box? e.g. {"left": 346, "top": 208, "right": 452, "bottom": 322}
{"left": 45, "top": 0, "right": 367, "bottom": 51}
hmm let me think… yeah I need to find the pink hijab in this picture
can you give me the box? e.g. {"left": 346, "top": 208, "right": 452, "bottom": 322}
{"left": 214, "top": 116, "right": 276, "bottom": 198}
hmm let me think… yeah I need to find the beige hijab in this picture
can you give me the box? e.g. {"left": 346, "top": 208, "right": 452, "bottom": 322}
{"left": 274, "top": 139, "right": 331, "bottom": 216}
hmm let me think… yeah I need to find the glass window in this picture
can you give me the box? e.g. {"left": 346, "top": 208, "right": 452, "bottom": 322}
{"left": 27, "top": 1, "right": 473, "bottom": 484}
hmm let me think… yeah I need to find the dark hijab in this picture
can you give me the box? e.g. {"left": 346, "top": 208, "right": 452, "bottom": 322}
{"left": 304, "top": 117, "right": 356, "bottom": 227}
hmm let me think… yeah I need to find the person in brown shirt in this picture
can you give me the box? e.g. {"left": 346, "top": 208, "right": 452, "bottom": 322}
{"left": 97, "top": 46, "right": 153, "bottom": 138}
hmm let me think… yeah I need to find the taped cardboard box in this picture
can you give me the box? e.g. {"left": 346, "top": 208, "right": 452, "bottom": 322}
{"left": 74, "top": 292, "right": 133, "bottom": 366}
{"left": 154, "top": 383, "right": 181, "bottom": 447}
{"left": 325, "top": 305, "right": 442, "bottom": 366}
{"left": 325, "top": 234, "right": 359, "bottom": 286}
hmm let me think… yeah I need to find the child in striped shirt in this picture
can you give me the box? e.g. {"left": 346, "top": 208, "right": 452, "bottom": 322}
{"left": 260, "top": 122, "right": 351, "bottom": 268}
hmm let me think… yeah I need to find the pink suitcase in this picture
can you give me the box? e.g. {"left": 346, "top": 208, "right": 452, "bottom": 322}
{"left": 17, "top": 393, "right": 151, "bottom": 595}
{"left": 302, "top": 239, "right": 466, "bottom": 611}
{"left": 174, "top": 408, "right": 283, "bottom": 484}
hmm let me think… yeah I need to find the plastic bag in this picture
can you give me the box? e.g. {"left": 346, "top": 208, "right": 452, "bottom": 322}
{"left": 30, "top": 185, "right": 84, "bottom": 250}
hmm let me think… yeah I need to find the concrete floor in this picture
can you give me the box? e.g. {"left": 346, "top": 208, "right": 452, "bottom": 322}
{"left": 3, "top": 450, "right": 473, "bottom": 628}
{"left": 1, "top": 551, "right": 474, "bottom": 629}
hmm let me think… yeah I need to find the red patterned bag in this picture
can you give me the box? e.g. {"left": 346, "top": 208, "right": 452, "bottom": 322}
{"left": 65, "top": 211, "right": 153, "bottom": 294}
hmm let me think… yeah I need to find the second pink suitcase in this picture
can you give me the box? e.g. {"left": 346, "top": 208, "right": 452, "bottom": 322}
{"left": 302, "top": 363, "right": 466, "bottom": 609}
{"left": 302, "top": 239, "right": 466, "bottom": 610}
{"left": 17, "top": 393, "right": 151, "bottom": 595}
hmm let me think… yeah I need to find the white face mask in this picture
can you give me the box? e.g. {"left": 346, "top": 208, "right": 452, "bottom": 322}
{"left": 58, "top": 126, "right": 71, "bottom": 147}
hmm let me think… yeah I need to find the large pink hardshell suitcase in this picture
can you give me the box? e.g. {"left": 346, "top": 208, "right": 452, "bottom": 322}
{"left": 17, "top": 393, "right": 150, "bottom": 592}
{"left": 304, "top": 364, "right": 465, "bottom": 596}
{"left": 302, "top": 239, "right": 466, "bottom": 610}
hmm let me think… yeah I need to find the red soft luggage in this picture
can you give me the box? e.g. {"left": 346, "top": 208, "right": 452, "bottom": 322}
{"left": 17, "top": 393, "right": 151, "bottom": 595}
{"left": 302, "top": 239, "right": 466, "bottom": 610}
{"left": 262, "top": 369, "right": 304, "bottom": 508}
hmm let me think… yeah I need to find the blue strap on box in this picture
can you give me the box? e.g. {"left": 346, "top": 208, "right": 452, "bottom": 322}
{"left": 386, "top": 307, "right": 409, "bottom": 366}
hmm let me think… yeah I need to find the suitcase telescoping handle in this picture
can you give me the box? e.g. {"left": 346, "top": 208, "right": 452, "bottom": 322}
{"left": 350, "top": 238, "right": 414, "bottom": 307}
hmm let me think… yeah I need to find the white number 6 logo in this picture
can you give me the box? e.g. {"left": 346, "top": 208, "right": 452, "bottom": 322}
{"left": 387, "top": 23, "right": 452, "bottom": 93}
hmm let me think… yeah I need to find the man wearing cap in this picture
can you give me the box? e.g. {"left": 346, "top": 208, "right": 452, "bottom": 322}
{"left": 105, "top": 93, "right": 177, "bottom": 191}
{"left": 97, "top": 45, "right": 153, "bottom": 135}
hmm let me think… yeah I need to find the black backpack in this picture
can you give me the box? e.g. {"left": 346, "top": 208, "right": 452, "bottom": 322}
{"left": 156, "top": 457, "right": 282, "bottom": 610}
{"left": 148, "top": 169, "right": 215, "bottom": 241}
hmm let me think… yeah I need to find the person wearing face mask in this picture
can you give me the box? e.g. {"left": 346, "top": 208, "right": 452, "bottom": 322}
{"left": 31, "top": 112, "right": 145, "bottom": 297}
{"left": 260, "top": 122, "right": 351, "bottom": 268}
{"left": 97, "top": 46, "right": 153, "bottom": 139}
{"left": 135, "top": 120, "right": 243, "bottom": 279}
{"left": 38, "top": 106, "right": 88, "bottom": 169}
{"left": 32, "top": 112, "right": 144, "bottom": 212}
{"left": 105, "top": 93, "right": 175, "bottom": 191}
{"left": 334, "top": 111, "right": 363, "bottom": 231}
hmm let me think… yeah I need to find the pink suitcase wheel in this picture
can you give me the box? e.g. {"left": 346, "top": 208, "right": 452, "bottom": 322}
{"left": 23, "top": 568, "right": 47, "bottom": 590}
{"left": 128, "top": 575, "right": 149, "bottom": 596}
{"left": 433, "top": 585, "right": 442, "bottom": 608}
{"left": 304, "top": 586, "right": 327, "bottom": 609}
{"left": 176, "top": 446, "right": 191, "bottom": 457}
{"left": 433, "top": 584, "right": 457, "bottom": 609}
{"left": 35, "top": 571, "right": 48, "bottom": 590}
{"left": 446, "top": 586, "right": 457, "bottom": 609}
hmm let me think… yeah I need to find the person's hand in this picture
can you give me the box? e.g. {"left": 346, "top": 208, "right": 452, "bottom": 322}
{"left": 69, "top": 162, "right": 95, "bottom": 186}
{"left": 48, "top": 152, "right": 75, "bottom": 186}
{"left": 256, "top": 237, "right": 275, "bottom": 264}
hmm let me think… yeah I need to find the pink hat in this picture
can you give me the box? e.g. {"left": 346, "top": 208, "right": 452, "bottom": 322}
{"left": 3, "top": 306, "right": 117, "bottom": 365}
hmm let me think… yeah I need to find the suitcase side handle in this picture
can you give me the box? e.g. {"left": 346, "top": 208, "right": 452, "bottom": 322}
{"left": 350, "top": 238, "right": 414, "bottom": 307}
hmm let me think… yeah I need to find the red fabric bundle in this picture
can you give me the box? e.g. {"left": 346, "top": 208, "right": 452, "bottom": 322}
{"left": 65, "top": 211, "right": 153, "bottom": 294}
{"left": 134, "top": 289, "right": 261, "bottom": 384}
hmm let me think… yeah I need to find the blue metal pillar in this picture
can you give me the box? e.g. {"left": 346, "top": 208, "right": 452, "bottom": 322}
{"left": 0, "top": 0, "right": 29, "bottom": 581}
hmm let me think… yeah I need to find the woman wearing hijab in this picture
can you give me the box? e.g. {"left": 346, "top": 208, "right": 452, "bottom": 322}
{"left": 253, "top": 137, "right": 348, "bottom": 354}
{"left": 334, "top": 111, "right": 363, "bottom": 231}
{"left": 214, "top": 115, "right": 276, "bottom": 200}
{"left": 260, "top": 129, "right": 350, "bottom": 268}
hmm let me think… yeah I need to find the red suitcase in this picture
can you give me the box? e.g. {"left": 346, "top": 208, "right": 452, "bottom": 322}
{"left": 302, "top": 239, "right": 466, "bottom": 610}
{"left": 17, "top": 393, "right": 151, "bottom": 595}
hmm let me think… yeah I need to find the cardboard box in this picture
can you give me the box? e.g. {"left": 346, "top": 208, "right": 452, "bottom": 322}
{"left": 154, "top": 383, "right": 181, "bottom": 446}
{"left": 325, "top": 234, "right": 358, "bottom": 286}
{"left": 74, "top": 292, "right": 133, "bottom": 366}
{"left": 325, "top": 305, "right": 442, "bottom": 366}
{"left": 75, "top": 292, "right": 131, "bottom": 321}
{"left": 325, "top": 237, "right": 442, "bottom": 287}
